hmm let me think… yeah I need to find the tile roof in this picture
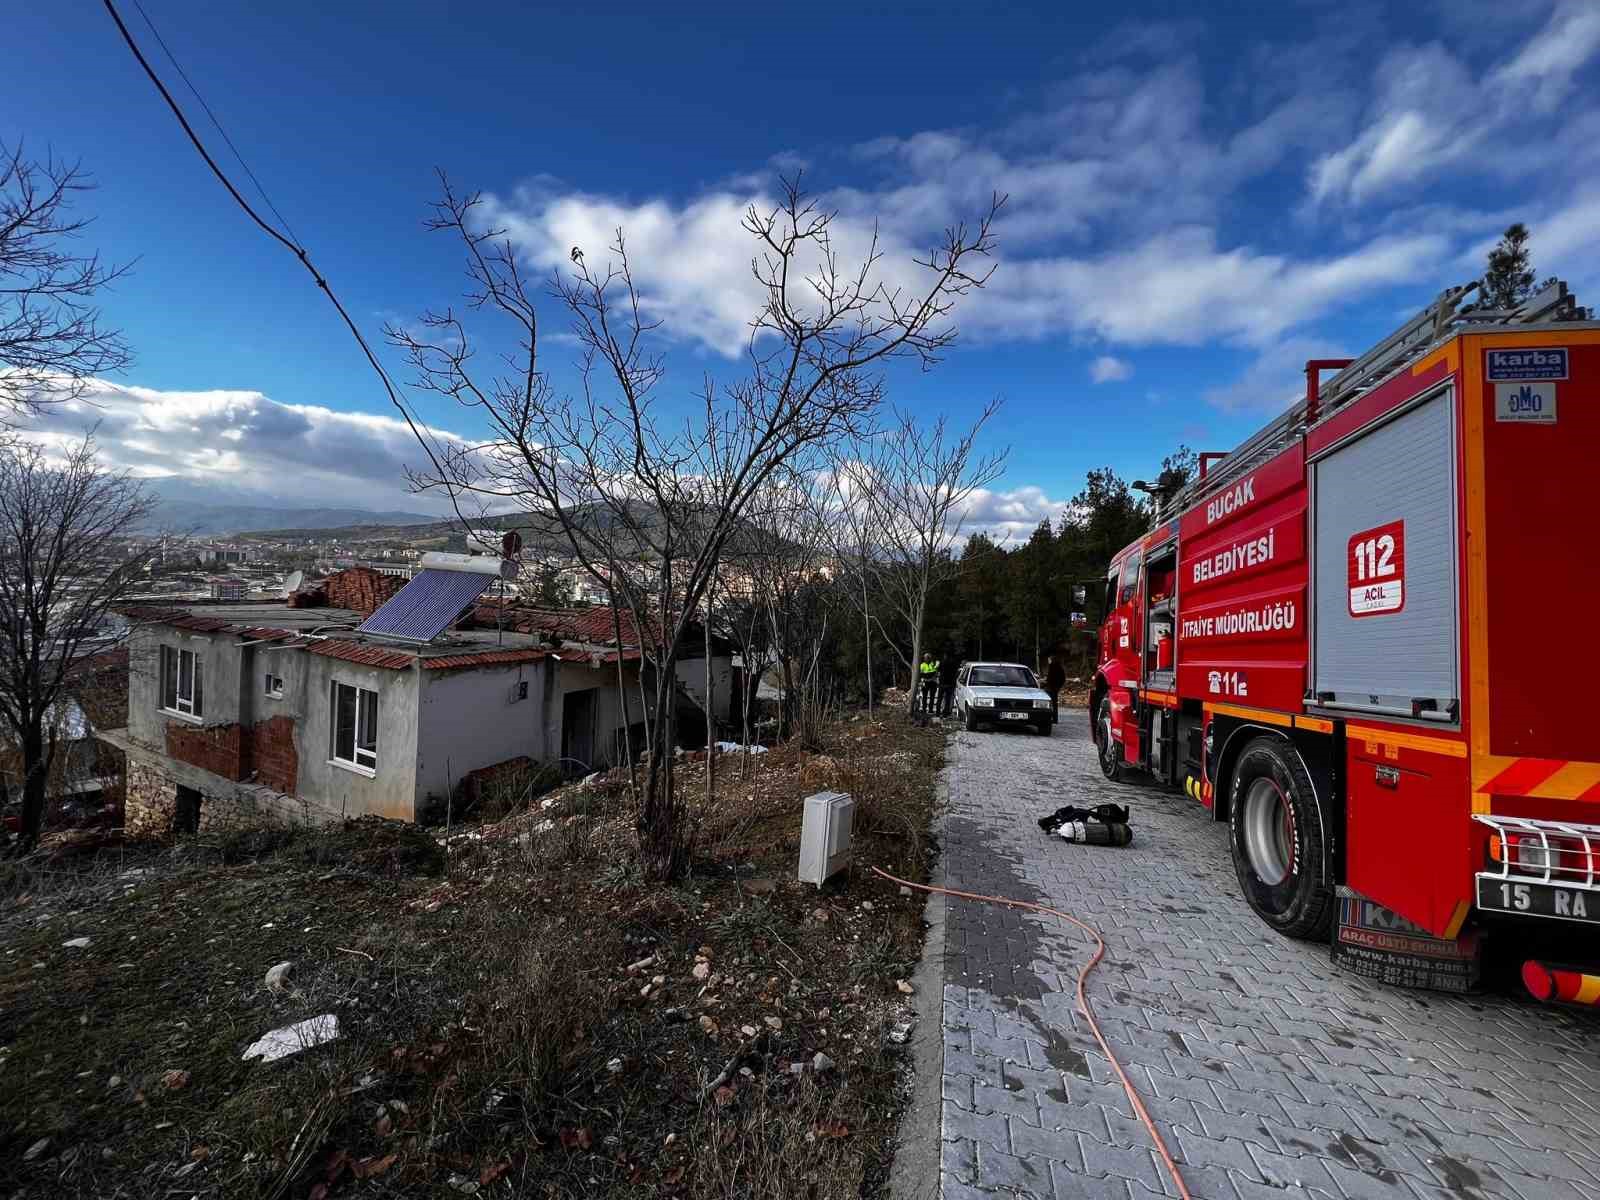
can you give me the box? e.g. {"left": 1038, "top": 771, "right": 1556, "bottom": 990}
{"left": 421, "top": 648, "right": 550, "bottom": 671}
{"left": 470, "top": 600, "right": 658, "bottom": 647}
{"left": 306, "top": 641, "right": 415, "bottom": 671}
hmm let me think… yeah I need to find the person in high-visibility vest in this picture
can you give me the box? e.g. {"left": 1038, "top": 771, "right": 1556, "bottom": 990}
{"left": 917, "top": 652, "right": 940, "bottom": 715}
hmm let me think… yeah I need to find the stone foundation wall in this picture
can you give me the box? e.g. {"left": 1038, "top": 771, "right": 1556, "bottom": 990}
{"left": 123, "top": 754, "right": 339, "bottom": 843}
{"left": 125, "top": 760, "right": 177, "bottom": 840}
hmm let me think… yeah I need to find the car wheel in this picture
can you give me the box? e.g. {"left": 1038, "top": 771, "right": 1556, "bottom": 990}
{"left": 964, "top": 705, "right": 980, "bottom": 732}
{"left": 1095, "top": 696, "right": 1123, "bottom": 781}
{"left": 1228, "top": 736, "right": 1334, "bottom": 940}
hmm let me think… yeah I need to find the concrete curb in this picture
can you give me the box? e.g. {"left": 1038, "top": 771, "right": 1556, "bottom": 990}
{"left": 887, "top": 734, "right": 952, "bottom": 1200}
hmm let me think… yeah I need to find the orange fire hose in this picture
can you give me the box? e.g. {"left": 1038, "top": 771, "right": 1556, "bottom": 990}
{"left": 873, "top": 865, "right": 1192, "bottom": 1200}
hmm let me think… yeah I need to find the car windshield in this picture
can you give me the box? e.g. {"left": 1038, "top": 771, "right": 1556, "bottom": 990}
{"left": 968, "top": 666, "right": 1036, "bottom": 688}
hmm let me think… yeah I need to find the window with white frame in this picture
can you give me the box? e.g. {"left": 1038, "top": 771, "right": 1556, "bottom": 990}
{"left": 159, "top": 645, "right": 203, "bottom": 717}
{"left": 330, "top": 681, "right": 378, "bottom": 772}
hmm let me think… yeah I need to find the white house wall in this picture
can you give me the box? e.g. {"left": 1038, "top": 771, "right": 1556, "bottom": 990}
{"left": 414, "top": 662, "right": 549, "bottom": 814}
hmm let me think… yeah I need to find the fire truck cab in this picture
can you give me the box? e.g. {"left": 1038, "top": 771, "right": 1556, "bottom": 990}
{"left": 1093, "top": 279, "right": 1600, "bottom": 987}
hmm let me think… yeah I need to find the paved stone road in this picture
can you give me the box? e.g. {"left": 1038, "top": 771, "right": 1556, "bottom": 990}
{"left": 935, "top": 718, "right": 1600, "bottom": 1200}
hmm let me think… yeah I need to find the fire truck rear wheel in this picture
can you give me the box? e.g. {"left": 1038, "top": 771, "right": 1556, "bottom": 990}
{"left": 1095, "top": 696, "right": 1123, "bottom": 782}
{"left": 1228, "top": 736, "right": 1333, "bottom": 940}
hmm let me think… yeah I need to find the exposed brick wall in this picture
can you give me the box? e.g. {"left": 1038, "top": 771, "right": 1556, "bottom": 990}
{"left": 163, "top": 716, "right": 299, "bottom": 793}
{"left": 324, "top": 567, "right": 406, "bottom": 618}
{"left": 166, "top": 721, "right": 244, "bottom": 780}
{"left": 245, "top": 715, "right": 299, "bottom": 795}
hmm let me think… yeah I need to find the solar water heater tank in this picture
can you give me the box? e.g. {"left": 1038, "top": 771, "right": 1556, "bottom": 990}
{"left": 798, "top": 790, "right": 855, "bottom": 887}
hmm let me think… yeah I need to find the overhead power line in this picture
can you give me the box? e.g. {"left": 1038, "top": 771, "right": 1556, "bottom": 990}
{"left": 99, "top": 0, "right": 454, "bottom": 496}
{"left": 129, "top": 0, "right": 305, "bottom": 249}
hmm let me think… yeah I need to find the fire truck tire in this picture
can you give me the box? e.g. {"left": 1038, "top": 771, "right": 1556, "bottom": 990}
{"left": 1227, "top": 736, "right": 1334, "bottom": 940}
{"left": 1095, "top": 696, "right": 1123, "bottom": 782}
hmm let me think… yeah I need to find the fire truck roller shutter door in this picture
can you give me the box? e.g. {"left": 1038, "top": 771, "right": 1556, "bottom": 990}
{"left": 1312, "top": 386, "right": 1459, "bottom": 719}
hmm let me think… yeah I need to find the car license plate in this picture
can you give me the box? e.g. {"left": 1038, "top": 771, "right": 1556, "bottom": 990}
{"left": 1000, "top": 712, "right": 1028, "bottom": 721}
{"left": 1476, "top": 876, "right": 1599, "bottom": 924}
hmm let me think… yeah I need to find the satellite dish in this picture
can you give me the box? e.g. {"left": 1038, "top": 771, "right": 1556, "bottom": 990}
{"left": 502, "top": 530, "right": 523, "bottom": 558}
{"left": 281, "top": 570, "right": 304, "bottom": 598}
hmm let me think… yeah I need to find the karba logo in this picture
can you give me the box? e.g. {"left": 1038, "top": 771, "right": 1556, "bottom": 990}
{"left": 1205, "top": 478, "right": 1255, "bottom": 525}
{"left": 1489, "top": 348, "right": 1563, "bottom": 371}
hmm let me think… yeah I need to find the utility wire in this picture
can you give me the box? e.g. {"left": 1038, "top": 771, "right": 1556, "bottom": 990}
{"left": 101, "top": 0, "right": 460, "bottom": 515}
{"left": 129, "top": 0, "right": 305, "bottom": 251}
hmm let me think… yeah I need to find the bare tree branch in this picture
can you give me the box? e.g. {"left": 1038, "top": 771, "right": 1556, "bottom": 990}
{"left": 0, "top": 432, "right": 156, "bottom": 845}
{"left": 0, "top": 144, "right": 134, "bottom": 419}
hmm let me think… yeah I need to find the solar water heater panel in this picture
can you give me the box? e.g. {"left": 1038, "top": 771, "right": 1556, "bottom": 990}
{"left": 355, "top": 569, "right": 494, "bottom": 642}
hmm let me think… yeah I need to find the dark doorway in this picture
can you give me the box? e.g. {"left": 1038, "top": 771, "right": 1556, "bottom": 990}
{"left": 174, "top": 784, "right": 202, "bottom": 835}
{"left": 561, "top": 689, "right": 596, "bottom": 774}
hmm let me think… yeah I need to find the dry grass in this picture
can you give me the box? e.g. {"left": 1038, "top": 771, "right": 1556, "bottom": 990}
{"left": 0, "top": 713, "right": 944, "bottom": 1199}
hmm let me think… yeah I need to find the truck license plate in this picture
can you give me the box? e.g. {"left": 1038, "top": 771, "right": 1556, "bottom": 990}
{"left": 1477, "top": 876, "right": 1598, "bottom": 924}
{"left": 1000, "top": 712, "right": 1027, "bottom": 721}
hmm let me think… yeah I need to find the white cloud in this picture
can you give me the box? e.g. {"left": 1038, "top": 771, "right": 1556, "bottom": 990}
{"left": 15, "top": 378, "right": 464, "bottom": 514}
{"left": 1488, "top": 0, "right": 1600, "bottom": 109}
{"left": 976, "top": 228, "right": 1446, "bottom": 347}
{"left": 956, "top": 484, "right": 1071, "bottom": 544}
{"left": 1089, "top": 355, "right": 1132, "bottom": 384}
{"left": 476, "top": 55, "right": 1443, "bottom": 360}
{"left": 1311, "top": 4, "right": 1600, "bottom": 207}
{"left": 1201, "top": 337, "right": 1351, "bottom": 414}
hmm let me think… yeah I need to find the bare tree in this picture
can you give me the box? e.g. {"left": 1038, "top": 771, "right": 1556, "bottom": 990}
{"left": 851, "top": 401, "right": 1007, "bottom": 707}
{"left": 0, "top": 435, "right": 155, "bottom": 847}
{"left": 722, "top": 472, "right": 834, "bottom": 742}
{"left": 389, "top": 174, "right": 1000, "bottom": 879}
{"left": 815, "top": 453, "right": 889, "bottom": 715}
{"left": 1, "top": 145, "right": 133, "bottom": 418}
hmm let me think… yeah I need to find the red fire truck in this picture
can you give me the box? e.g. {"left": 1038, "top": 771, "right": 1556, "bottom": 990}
{"left": 1093, "top": 280, "right": 1600, "bottom": 991}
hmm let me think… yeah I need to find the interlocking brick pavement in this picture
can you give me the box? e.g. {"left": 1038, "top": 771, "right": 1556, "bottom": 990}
{"left": 932, "top": 718, "right": 1600, "bottom": 1200}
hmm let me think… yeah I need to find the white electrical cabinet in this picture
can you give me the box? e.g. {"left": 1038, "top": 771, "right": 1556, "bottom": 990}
{"left": 798, "top": 791, "right": 855, "bottom": 887}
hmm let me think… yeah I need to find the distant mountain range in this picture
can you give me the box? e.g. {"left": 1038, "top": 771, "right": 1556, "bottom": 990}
{"left": 133, "top": 482, "right": 435, "bottom": 537}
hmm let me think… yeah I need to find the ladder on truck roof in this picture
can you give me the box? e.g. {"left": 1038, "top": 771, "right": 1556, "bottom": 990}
{"left": 1162, "top": 278, "right": 1586, "bottom": 519}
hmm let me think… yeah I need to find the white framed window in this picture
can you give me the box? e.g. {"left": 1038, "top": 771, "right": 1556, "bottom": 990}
{"left": 330, "top": 681, "right": 378, "bottom": 773}
{"left": 160, "top": 645, "right": 203, "bottom": 718}
{"left": 264, "top": 672, "right": 285, "bottom": 699}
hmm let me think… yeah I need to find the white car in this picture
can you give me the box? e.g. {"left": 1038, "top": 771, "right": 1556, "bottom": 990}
{"left": 955, "top": 662, "right": 1054, "bottom": 734}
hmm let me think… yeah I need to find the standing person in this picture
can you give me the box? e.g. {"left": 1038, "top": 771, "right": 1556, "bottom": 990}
{"left": 1045, "top": 653, "right": 1067, "bottom": 725}
{"left": 917, "top": 652, "right": 940, "bottom": 716}
{"left": 938, "top": 653, "right": 960, "bottom": 718}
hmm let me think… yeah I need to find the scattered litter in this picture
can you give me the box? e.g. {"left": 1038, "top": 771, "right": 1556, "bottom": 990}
{"left": 23, "top": 1137, "right": 49, "bottom": 1162}
{"left": 160, "top": 1069, "right": 190, "bottom": 1090}
{"left": 764, "top": 1016, "right": 783, "bottom": 1032}
{"left": 888, "top": 1017, "right": 915, "bottom": 1045}
{"left": 264, "top": 961, "right": 293, "bottom": 992}
{"left": 740, "top": 1025, "right": 758, "bottom": 1038}
{"left": 714, "top": 741, "right": 768, "bottom": 754}
{"left": 62, "top": 937, "right": 91, "bottom": 949}
{"left": 899, "top": 886, "right": 913, "bottom": 897}
{"left": 692, "top": 960, "right": 711, "bottom": 981}
{"left": 812, "top": 1052, "right": 836, "bottom": 1072}
{"left": 606, "top": 1057, "right": 623, "bottom": 1074}
{"left": 896, "top": 979, "right": 915, "bottom": 995}
{"left": 241, "top": 1014, "right": 339, "bottom": 1062}
{"left": 699, "top": 1016, "right": 719, "bottom": 1035}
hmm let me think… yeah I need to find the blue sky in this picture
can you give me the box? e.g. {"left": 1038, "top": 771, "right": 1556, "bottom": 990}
{"left": 9, "top": 1, "right": 1600, "bottom": 538}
